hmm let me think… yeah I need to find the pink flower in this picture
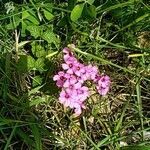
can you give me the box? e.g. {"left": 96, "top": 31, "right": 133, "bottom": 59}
{"left": 63, "top": 74, "right": 77, "bottom": 88}
{"left": 63, "top": 48, "right": 77, "bottom": 64}
{"left": 63, "top": 45, "right": 75, "bottom": 55}
{"left": 76, "top": 76, "right": 86, "bottom": 83}
{"left": 63, "top": 61, "right": 86, "bottom": 76}
{"left": 98, "top": 75, "right": 110, "bottom": 88}
{"left": 85, "top": 64, "right": 99, "bottom": 80}
{"left": 53, "top": 71, "right": 66, "bottom": 87}
{"left": 74, "top": 63, "right": 86, "bottom": 77}
{"left": 76, "top": 86, "right": 89, "bottom": 102}
{"left": 74, "top": 106, "right": 82, "bottom": 116}
{"left": 96, "top": 75, "right": 110, "bottom": 96}
{"left": 62, "top": 63, "right": 74, "bottom": 74}
{"left": 59, "top": 88, "right": 85, "bottom": 111}
{"left": 97, "top": 86, "right": 110, "bottom": 96}
{"left": 63, "top": 47, "right": 73, "bottom": 55}
{"left": 64, "top": 54, "right": 77, "bottom": 63}
{"left": 59, "top": 90, "right": 72, "bottom": 107}
{"left": 62, "top": 56, "right": 78, "bottom": 74}
{"left": 53, "top": 45, "right": 111, "bottom": 116}
{"left": 74, "top": 102, "right": 86, "bottom": 116}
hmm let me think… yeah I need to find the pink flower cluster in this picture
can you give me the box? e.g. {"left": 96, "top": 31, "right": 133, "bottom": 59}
{"left": 53, "top": 46, "right": 110, "bottom": 116}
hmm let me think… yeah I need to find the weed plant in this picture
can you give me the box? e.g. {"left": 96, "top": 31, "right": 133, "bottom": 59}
{"left": 0, "top": 0, "right": 150, "bottom": 149}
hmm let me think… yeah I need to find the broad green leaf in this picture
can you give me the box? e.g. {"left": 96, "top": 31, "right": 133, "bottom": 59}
{"left": 43, "top": 3, "right": 53, "bottom": 10}
{"left": 42, "top": 30, "right": 58, "bottom": 44}
{"left": 87, "top": 5, "right": 96, "bottom": 18}
{"left": 70, "top": 3, "right": 84, "bottom": 21}
{"left": 17, "top": 55, "right": 35, "bottom": 72}
{"left": 26, "top": 26, "right": 41, "bottom": 38}
{"left": 31, "top": 42, "right": 46, "bottom": 57}
{"left": 35, "top": 58, "right": 45, "bottom": 71}
{"left": 27, "top": 9, "right": 39, "bottom": 25}
{"left": 6, "top": 21, "right": 20, "bottom": 30}
{"left": 32, "top": 76, "right": 43, "bottom": 87}
{"left": 21, "top": 20, "right": 27, "bottom": 36}
{"left": 28, "top": 56, "right": 36, "bottom": 70}
{"left": 42, "top": 8, "right": 54, "bottom": 20}
{"left": 87, "top": 0, "right": 95, "bottom": 5}
{"left": 6, "top": 16, "right": 20, "bottom": 30}
{"left": 17, "top": 55, "right": 28, "bottom": 73}
{"left": 22, "top": 8, "right": 30, "bottom": 19}
{"left": 36, "top": 49, "right": 47, "bottom": 58}
{"left": 22, "top": 7, "right": 39, "bottom": 25}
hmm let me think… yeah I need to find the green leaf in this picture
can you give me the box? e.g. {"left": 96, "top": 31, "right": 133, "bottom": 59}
{"left": 22, "top": 7, "right": 39, "bottom": 25}
{"left": 87, "top": 0, "right": 95, "bottom": 5}
{"left": 35, "top": 58, "right": 45, "bottom": 71}
{"left": 16, "top": 55, "right": 35, "bottom": 72}
{"left": 28, "top": 56, "right": 36, "bottom": 70}
{"left": 42, "top": 30, "right": 59, "bottom": 45}
{"left": 26, "top": 25, "right": 41, "bottom": 38}
{"left": 87, "top": 5, "right": 96, "bottom": 18}
{"left": 31, "top": 42, "right": 47, "bottom": 58}
{"left": 22, "top": 8, "right": 30, "bottom": 19}
{"left": 32, "top": 76, "right": 43, "bottom": 87}
{"left": 6, "top": 16, "right": 20, "bottom": 30}
{"left": 36, "top": 50, "right": 47, "bottom": 58}
{"left": 43, "top": 3, "right": 53, "bottom": 10}
{"left": 21, "top": 21, "right": 27, "bottom": 36}
{"left": 70, "top": 3, "right": 84, "bottom": 21}
{"left": 31, "top": 42, "right": 41, "bottom": 55}
{"left": 17, "top": 55, "right": 28, "bottom": 73}
{"left": 42, "top": 8, "right": 54, "bottom": 20}
{"left": 35, "top": 46, "right": 46, "bottom": 58}
{"left": 27, "top": 10, "right": 39, "bottom": 25}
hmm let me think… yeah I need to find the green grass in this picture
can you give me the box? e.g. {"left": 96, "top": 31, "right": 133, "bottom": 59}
{"left": 0, "top": 0, "right": 150, "bottom": 149}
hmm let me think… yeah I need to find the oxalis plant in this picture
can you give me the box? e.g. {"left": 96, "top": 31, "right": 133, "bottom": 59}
{"left": 53, "top": 44, "right": 110, "bottom": 116}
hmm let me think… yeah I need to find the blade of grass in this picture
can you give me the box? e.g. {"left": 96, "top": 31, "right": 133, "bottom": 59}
{"left": 68, "top": 115, "right": 101, "bottom": 150}
{"left": 114, "top": 100, "right": 129, "bottom": 132}
{"left": 96, "top": 135, "right": 111, "bottom": 148}
{"left": 119, "top": 14, "right": 149, "bottom": 32}
{"left": 70, "top": 46, "right": 150, "bottom": 82}
{"left": 16, "top": 128, "right": 34, "bottom": 147}
{"left": 136, "top": 76, "right": 144, "bottom": 140}
{"left": 96, "top": 0, "right": 136, "bottom": 14}
{"left": 4, "top": 123, "right": 18, "bottom": 150}
{"left": 30, "top": 123, "right": 42, "bottom": 150}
